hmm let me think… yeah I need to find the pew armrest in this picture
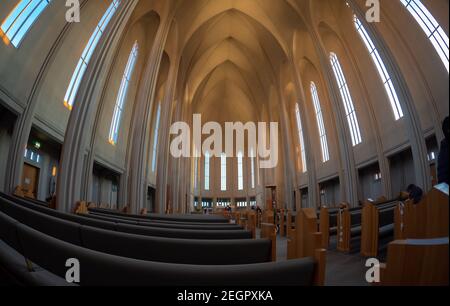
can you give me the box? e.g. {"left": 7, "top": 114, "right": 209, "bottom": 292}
{"left": 261, "top": 223, "right": 277, "bottom": 261}
{"left": 313, "top": 248, "right": 327, "bottom": 286}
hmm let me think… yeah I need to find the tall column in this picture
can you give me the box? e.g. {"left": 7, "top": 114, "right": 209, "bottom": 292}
{"left": 56, "top": 0, "right": 139, "bottom": 212}
{"left": 310, "top": 29, "right": 359, "bottom": 207}
{"left": 276, "top": 79, "right": 303, "bottom": 209}
{"left": 321, "top": 0, "right": 392, "bottom": 199}
{"left": 170, "top": 95, "right": 184, "bottom": 212}
{"left": 284, "top": 0, "right": 359, "bottom": 206}
{"left": 81, "top": 22, "right": 131, "bottom": 206}
{"left": 155, "top": 55, "right": 180, "bottom": 213}
{"left": 127, "top": 6, "right": 174, "bottom": 214}
{"left": 170, "top": 86, "right": 188, "bottom": 212}
{"left": 289, "top": 55, "right": 320, "bottom": 208}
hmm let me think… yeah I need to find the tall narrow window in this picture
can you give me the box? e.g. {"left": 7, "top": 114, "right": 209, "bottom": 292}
{"left": 64, "top": 0, "right": 121, "bottom": 110}
{"left": 151, "top": 104, "right": 161, "bottom": 173}
{"left": 193, "top": 156, "right": 198, "bottom": 189}
{"left": 1, "top": 0, "right": 51, "bottom": 47}
{"left": 330, "top": 52, "right": 363, "bottom": 146}
{"left": 310, "top": 82, "right": 330, "bottom": 162}
{"left": 295, "top": 104, "right": 307, "bottom": 173}
{"left": 204, "top": 151, "right": 210, "bottom": 191}
{"left": 250, "top": 148, "right": 255, "bottom": 189}
{"left": 400, "top": 0, "right": 449, "bottom": 73}
{"left": 109, "top": 41, "right": 138, "bottom": 145}
{"left": 354, "top": 16, "right": 404, "bottom": 120}
{"left": 237, "top": 151, "right": 244, "bottom": 191}
{"left": 221, "top": 153, "right": 227, "bottom": 191}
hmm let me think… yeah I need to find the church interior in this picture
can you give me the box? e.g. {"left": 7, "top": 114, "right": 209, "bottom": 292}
{"left": 0, "top": 0, "right": 448, "bottom": 290}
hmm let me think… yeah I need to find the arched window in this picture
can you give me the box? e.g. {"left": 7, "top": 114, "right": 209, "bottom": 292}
{"left": 295, "top": 103, "right": 307, "bottom": 173}
{"left": 151, "top": 104, "right": 161, "bottom": 173}
{"left": 64, "top": 0, "right": 121, "bottom": 110}
{"left": 237, "top": 151, "right": 244, "bottom": 191}
{"left": 1, "top": 0, "right": 52, "bottom": 47}
{"left": 330, "top": 52, "right": 363, "bottom": 146}
{"left": 109, "top": 41, "right": 138, "bottom": 145}
{"left": 310, "top": 82, "right": 330, "bottom": 162}
{"left": 354, "top": 16, "right": 404, "bottom": 120}
{"left": 221, "top": 153, "right": 227, "bottom": 191}
{"left": 400, "top": 0, "right": 449, "bottom": 73}
{"left": 204, "top": 151, "right": 210, "bottom": 191}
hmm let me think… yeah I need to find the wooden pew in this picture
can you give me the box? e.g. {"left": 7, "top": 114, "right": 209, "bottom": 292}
{"left": 1, "top": 195, "right": 325, "bottom": 285}
{"left": 236, "top": 210, "right": 256, "bottom": 239}
{"left": 262, "top": 209, "right": 274, "bottom": 224}
{"left": 231, "top": 211, "right": 240, "bottom": 225}
{"left": 286, "top": 211, "right": 296, "bottom": 258}
{"left": 13, "top": 186, "right": 25, "bottom": 197}
{"left": 121, "top": 205, "right": 131, "bottom": 214}
{"left": 14, "top": 185, "right": 34, "bottom": 199}
{"left": 261, "top": 223, "right": 277, "bottom": 261}
{"left": 380, "top": 237, "right": 449, "bottom": 286}
{"left": 336, "top": 203, "right": 362, "bottom": 253}
{"left": 0, "top": 207, "right": 325, "bottom": 286}
{"left": 395, "top": 185, "right": 449, "bottom": 240}
{"left": 13, "top": 187, "right": 49, "bottom": 207}
{"left": 360, "top": 200, "right": 397, "bottom": 257}
{"left": 246, "top": 210, "right": 257, "bottom": 239}
{"left": 74, "top": 201, "right": 89, "bottom": 214}
{"left": 286, "top": 210, "right": 293, "bottom": 236}
{"left": 319, "top": 206, "right": 338, "bottom": 248}
{"left": 279, "top": 209, "right": 286, "bottom": 237}
{"left": 286, "top": 208, "right": 326, "bottom": 285}
{"left": 380, "top": 185, "right": 449, "bottom": 285}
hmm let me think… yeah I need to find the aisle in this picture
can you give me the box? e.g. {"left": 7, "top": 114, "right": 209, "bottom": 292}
{"left": 270, "top": 232, "right": 370, "bottom": 286}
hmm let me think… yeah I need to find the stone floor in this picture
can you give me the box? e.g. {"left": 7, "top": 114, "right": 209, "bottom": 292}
{"left": 270, "top": 233, "right": 371, "bottom": 286}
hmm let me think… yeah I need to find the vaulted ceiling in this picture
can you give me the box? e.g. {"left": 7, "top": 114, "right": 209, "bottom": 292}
{"left": 170, "top": 0, "right": 309, "bottom": 123}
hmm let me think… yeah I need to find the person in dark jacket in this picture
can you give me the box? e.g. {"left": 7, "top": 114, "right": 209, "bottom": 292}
{"left": 406, "top": 184, "right": 424, "bottom": 205}
{"left": 437, "top": 116, "right": 449, "bottom": 185}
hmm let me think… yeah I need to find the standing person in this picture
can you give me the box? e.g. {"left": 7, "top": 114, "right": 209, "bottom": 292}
{"left": 437, "top": 117, "right": 449, "bottom": 185}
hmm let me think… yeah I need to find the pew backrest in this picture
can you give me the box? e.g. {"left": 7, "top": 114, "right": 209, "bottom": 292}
{"left": 381, "top": 237, "right": 449, "bottom": 286}
{"left": 84, "top": 212, "right": 243, "bottom": 230}
{"left": 0, "top": 202, "right": 266, "bottom": 265}
{"left": 89, "top": 207, "right": 228, "bottom": 223}
{"left": 0, "top": 210, "right": 317, "bottom": 286}
{"left": 395, "top": 186, "right": 449, "bottom": 239}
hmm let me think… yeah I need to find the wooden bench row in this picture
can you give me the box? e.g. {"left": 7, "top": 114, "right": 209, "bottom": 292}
{"left": 394, "top": 185, "right": 449, "bottom": 240}
{"left": 379, "top": 185, "right": 449, "bottom": 285}
{"left": 286, "top": 208, "right": 327, "bottom": 286}
{"left": 0, "top": 196, "right": 268, "bottom": 264}
{"left": 0, "top": 209, "right": 323, "bottom": 286}
{"left": 0, "top": 193, "right": 252, "bottom": 240}
{"left": 89, "top": 207, "right": 229, "bottom": 223}
{"left": 0, "top": 192, "right": 326, "bottom": 286}
{"left": 222, "top": 207, "right": 327, "bottom": 285}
